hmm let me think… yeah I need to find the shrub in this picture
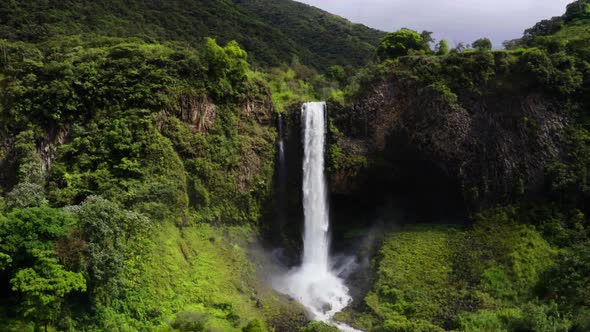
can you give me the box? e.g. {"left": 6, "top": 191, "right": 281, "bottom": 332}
{"left": 303, "top": 321, "right": 339, "bottom": 332}
{"left": 472, "top": 38, "right": 493, "bottom": 51}
{"left": 377, "top": 29, "right": 426, "bottom": 60}
{"left": 242, "top": 318, "right": 268, "bottom": 332}
{"left": 6, "top": 183, "right": 47, "bottom": 209}
{"left": 171, "top": 311, "right": 208, "bottom": 332}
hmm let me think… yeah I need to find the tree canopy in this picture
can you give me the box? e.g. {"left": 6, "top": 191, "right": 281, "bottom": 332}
{"left": 436, "top": 40, "right": 450, "bottom": 55}
{"left": 377, "top": 29, "right": 426, "bottom": 60}
{"left": 472, "top": 38, "right": 493, "bottom": 51}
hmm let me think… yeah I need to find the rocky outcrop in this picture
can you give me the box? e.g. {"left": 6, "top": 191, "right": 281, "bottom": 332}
{"left": 175, "top": 96, "right": 217, "bottom": 133}
{"left": 330, "top": 74, "right": 568, "bottom": 211}
{"left": 39, "top": 125, "right": 70, "bottom": 173}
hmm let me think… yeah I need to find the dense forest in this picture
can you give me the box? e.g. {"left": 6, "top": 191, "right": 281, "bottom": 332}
{"left": 0, "top": 0, "right": 384, "bottom": 70}
{"left": 0, "top": 0, "right": 589, "bottom": 331}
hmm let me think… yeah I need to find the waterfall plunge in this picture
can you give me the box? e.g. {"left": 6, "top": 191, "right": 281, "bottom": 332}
{"left": 301, "top": 102, "right": 330, "bottom": 271}
{"left": 274, "top": 102, "right": 355, "bottom": 329}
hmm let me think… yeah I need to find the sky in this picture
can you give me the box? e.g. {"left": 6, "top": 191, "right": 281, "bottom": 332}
{"left": 296, "top": 0, "right": 573, "bottom": 47}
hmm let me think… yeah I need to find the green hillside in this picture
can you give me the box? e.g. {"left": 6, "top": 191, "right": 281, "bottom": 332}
{"left": 234, "top": 0, "right": 385, "bottom": 69}
{"left": 0, "top": 0, "right": 385, "bottom": 70}
{"left": 511, "top": 0, "right": 590, "bottom": 51}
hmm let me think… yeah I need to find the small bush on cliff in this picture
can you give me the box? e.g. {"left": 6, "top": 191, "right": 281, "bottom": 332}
{"left": 377, "top": 29, "right": 426, "bottom": 60}
{"left": 171, "top": 311, "right": 208, "bottom": 332}
{"left": 436, "top": 40, "right": 450, "bottom": 55}
{"left": 472, "top": 38, "right": 493, "bottom": 51}
{"left": 242, "top": 318, "right": 268, "bottom": 332}
{"left": 519, "top": 48, "right": 583, "bottom": 95}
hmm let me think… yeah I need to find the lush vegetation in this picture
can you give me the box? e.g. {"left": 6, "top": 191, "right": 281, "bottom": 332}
{"left": 339, "top": 208, "right": 588, "bottom": 331}
{"left": 0, "top": 0, "right": 385, "bottom": 70}
{"left": 0, "top": 34, "right": 311, "bottom": 330}
{"left": 0, "top": 0, "right": 589, "bottom": 331}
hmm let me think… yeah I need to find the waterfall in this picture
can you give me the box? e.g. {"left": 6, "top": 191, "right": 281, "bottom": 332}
{"left": 277, "top": 114, "right": 287, "bottom": 224}
{"left": 301, "top": 102, "right": 330, "bottom": 270}
{"left": 274, "top": 102, "right": 357, "bottom": 331}
{"left": 278, "top": 113, "right": 285, "bottom": 159}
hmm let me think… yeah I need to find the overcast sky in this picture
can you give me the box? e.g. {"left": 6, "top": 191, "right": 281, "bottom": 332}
{"left": 296, "top": 0, "right": 572, "bottom": 47}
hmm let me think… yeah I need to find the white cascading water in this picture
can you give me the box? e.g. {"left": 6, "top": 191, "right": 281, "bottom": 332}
{"left": 301, "top": 102, "right": 331, "bottom": 273}
{"left": 274, "top": 102, "right": 356, "bottom": 330}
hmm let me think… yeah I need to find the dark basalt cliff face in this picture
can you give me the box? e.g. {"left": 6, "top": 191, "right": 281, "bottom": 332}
{"left": 327, "top": 74, "right": 568, "bottom": 215}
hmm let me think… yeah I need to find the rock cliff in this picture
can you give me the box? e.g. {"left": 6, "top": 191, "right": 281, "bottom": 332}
{"left": 327, "top": 55, "right": 570, "bottom": 213}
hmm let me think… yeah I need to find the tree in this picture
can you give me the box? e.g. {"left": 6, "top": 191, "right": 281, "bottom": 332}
{"left": 523, "top": 17, "right": 563, "bottom": 43}
{"left": 171, "top": 311, "right": 208, "bottom": 332}
{"left": 472, "top": 38, "right": 493, "bottom": 51}
{"left": 564, "top": 0, "right": 590, "bottom": 22}
{"left": 436, "top": 40, "right": 449, "bottom": 55}
{"left": 325, "top": 65, "right": 346, "bottom": 85}
{"left": 202, "top": 38, "right": 250, "bottom": 98}
{"left": 503, "top": 39, "right": 522, "bottom": 50}
{"left": 65, "top": 196, "right": 149, "bottom": 299}
{"left": 0, "top": 208, "right": 84, "bottom": 331}
{"left": 11, "top": 249, "right": 85, "bottom": 332}
{"left": 0, "top": 252, "right": 11, "bottom": 270}
{"left": 377, "top": 28, "right": 425, "bottom": 60}
{"left": 541, "top": 244, "right": 590, "bottom": 312}
{"left": 421, "top": 30, "right": 435, "bottom": 51}
{"left": 14, "top": 130, "right": 44, "bottom": 185}
{"left": 0, "top": 207, "right": 75, "bottom": 265}
{"left": 452, "top": 42, "right": 467, "bottom": 53}
{"left": 6, "top": 182, "right": 47, "bottom": 209}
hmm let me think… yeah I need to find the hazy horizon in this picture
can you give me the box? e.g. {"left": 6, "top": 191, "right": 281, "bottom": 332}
{"left": 296, "top": 0, "right": 572, "bottom": 47}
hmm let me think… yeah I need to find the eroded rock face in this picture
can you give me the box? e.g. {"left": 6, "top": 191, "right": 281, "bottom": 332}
{"left": 330, "top": 75, "right": 568, "bottom": 211}
{"left": 175, "top": 95, "right": 217, "bottom": 133}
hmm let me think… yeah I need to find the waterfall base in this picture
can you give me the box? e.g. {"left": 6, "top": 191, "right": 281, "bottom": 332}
{"left": 273, "top": 264, "right": 351, "bottom": 322}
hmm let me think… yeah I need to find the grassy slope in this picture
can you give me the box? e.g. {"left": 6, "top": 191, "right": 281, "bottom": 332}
{"left": 0, "top": 0, "right": 385, "bottom": 70}
{"left": 342, "top": 215, "right": 560, "bottom": 331}
{"left": 557, "top": 1, "right": 590, "bottom": 40}
{"left": 554, "top": 18, "right": 590, "bottom": 40}
{"left": 107, "top": 222, "right": 305, "bottom": 331}
{"left": 526, "top": 0, "right": 590, "bottom": 51}
{"left": 365, "top": 226, "right": 458, "bottom": 328}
